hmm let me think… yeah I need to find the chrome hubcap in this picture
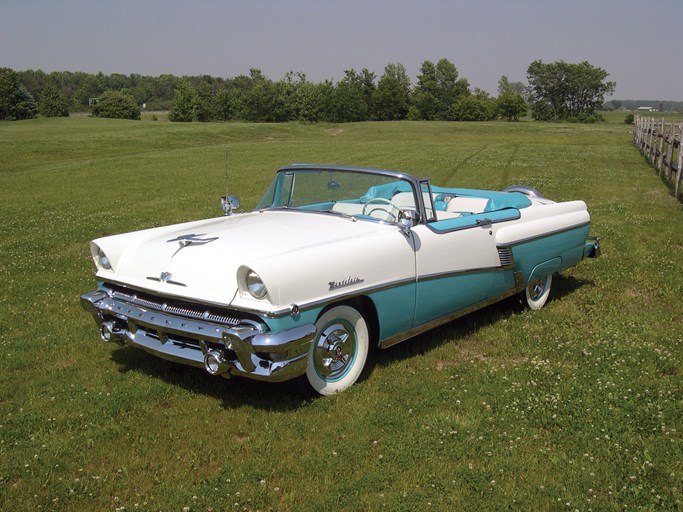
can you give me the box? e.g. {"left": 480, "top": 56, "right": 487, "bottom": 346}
{"left": 313, "top": 321, "right": 356, "bottom": 379}
{"left": 528, "top": 277, "right": 546, "bottom": 301}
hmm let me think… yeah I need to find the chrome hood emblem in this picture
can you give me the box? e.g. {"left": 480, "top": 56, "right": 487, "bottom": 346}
{"left": 167, "top": 233, "right": 219, "bottom": 257}
{"left": 146, "top": 271, "right": 187, "bottom": 287}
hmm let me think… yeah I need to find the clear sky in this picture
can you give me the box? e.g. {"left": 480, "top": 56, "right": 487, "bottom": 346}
{"left": 1, "top": 0, "right": 681, "bottom": 101}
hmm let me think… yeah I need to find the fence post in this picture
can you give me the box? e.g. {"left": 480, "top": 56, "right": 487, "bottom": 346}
{"left": 657, "top": 118, "right": 665, "bottom": 175}
{"left": 647, "top": 117, "right": 656, "bottom": 165}
{"left": 639, "top": 115, "right": 646, "bottom": 150}
{"left": 676, "top": 123, "right": 683, "bottom": 200}
{"left": 666, "top": 122, "right": 675, "bottom": 181}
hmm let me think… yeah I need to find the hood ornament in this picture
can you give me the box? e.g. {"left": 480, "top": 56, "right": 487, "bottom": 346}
{"left": 167, "top": 233, "right": 218, "bottom": 257}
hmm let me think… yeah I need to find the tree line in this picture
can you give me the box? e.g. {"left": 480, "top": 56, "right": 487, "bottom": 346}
{"left": 604, "top": 99, "right": 683, "bottom": 113}
{"left": 1, "top": 59, "right": 616, "bottom": 123}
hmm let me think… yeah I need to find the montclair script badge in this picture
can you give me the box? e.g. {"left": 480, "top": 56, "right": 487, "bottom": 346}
{"left": 328, "top": 276, "right": 364, "bottom": 291}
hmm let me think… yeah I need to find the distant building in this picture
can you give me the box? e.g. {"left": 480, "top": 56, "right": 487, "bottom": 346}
{"left": 636, "top": 106, "right": 656, "bottom": 112}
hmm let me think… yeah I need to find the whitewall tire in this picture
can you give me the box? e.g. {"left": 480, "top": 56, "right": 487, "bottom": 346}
{"left": 525, "top": 274, "right": 552, "bottom": 310}
{"left": 305, "top": 305, "right": 369, "bottom": 395}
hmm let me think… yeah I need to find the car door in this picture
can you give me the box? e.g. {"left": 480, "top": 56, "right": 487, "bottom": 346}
{"left": 410, "top": 218, "right": 501, "bottom": 326}
{"left": 408, "top": 181, "right": 518, "bottom": 327}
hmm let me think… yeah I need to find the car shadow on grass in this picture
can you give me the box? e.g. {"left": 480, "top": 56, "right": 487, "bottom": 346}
{"left": 109, "top": 348, "right": 309, "bottom": 410}
{"left": 366, "top": 273, "right": 593, "bottom": 372}
{"left": 107, "top": 273, "right": 592, "bottom": 406}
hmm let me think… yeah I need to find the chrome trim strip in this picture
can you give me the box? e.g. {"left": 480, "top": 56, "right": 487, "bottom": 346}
{"left": 498, "top": 222, "right": 591, "bottom": 248}
{"left": 262, "top": 276, "right": 418, "bottom": 318}
{"left": 265, "top": 265, "right": 510, "bottom": 318}
{"left": 379, "top": 272, "right": 525, "bottom": 349}
{"left": 266, "top": 264, "right": 511, "bottom": 318}
{"left": 417, "top": 265, "right": 507, "bottom": 284}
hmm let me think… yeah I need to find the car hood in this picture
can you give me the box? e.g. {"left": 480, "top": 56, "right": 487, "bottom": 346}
{"left": 96, "top": 210, "right": 384, "bottom": 306}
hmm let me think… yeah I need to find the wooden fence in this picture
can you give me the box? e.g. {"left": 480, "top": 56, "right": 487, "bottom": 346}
{"left": 633, "top": 114, "right": 683, "bottom": 201}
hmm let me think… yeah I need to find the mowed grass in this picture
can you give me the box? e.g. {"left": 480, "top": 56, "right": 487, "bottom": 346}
{"left": 0, "top": 116, "right": 681, "bottom": 511}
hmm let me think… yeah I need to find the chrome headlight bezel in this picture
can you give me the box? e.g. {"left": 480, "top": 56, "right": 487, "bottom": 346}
{"left": 90, "top": 242, "right": 113, "bottom": 271}
{"left": 245, "top": 269, "right": 268, "bottom": 300}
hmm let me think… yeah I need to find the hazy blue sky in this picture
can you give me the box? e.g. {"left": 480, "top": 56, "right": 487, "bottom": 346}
{"left": 1, "top": 0, "right": 681, "bottom": 100}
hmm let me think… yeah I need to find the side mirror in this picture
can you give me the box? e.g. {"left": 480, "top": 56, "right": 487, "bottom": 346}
{"left": 397, "top": 209, "right": 420, "bottom": 234}
{"left": 221, "top": 195, "right": 240, "bottom": 216}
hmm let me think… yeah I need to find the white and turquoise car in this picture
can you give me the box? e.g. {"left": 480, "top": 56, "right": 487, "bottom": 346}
{"left": 81, "top": 164, "right": 600, "bottom": 395}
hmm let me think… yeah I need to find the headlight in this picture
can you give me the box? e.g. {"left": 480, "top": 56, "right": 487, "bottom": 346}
{"left": 90, "top": 242, "right": 112, "bottom": 271}
{"left": 245, "top": 270, "right": 268, "bottom": 299}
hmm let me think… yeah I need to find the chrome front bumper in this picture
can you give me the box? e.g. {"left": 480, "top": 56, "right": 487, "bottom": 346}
{"left": 80, "top": 290, "right": 317, "bottom": 382}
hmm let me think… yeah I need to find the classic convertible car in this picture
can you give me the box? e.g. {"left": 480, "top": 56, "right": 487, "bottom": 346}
{"left": 81, "top": 164, "right": 599, "bottom": 395}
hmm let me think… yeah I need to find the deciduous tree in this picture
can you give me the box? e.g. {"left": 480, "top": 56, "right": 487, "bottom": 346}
{"left": 39, "top": 83, "right": 70, "bottom": 117}
{"left": 373, "top": 63, "right": 411, "bottom": 121}
{"left": 496, "top": 90, "right": 527, "bottom": 121}
{"left": 90, "top": 89, "right": 140, "bottom": 120}
{"left": 526, "top": 60, "right": 615, "bottom": 121}
{"left": 413, "top": 58, "right": 469, "bottom": 120}
{"left": 0, "top": 67, "right": 38, "bottom": 120}
{"left": 168, "top": 80, "right": 198, "bottom": 122}
{"left": 331, "top": 69, "right": 372, "bottom": 122}
{"left": 194, "top": 82, "right": 215, "bottom": 122}
{"left": 497, "top": 75, "right": 529, "bottom": 100}
{"left": 449, "top": 90, "right": 496, "bottom": 121}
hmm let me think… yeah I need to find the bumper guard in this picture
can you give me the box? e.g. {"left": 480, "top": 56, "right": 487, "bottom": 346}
{"left": 80, "top": 290, "right": 317, "bottom": 382}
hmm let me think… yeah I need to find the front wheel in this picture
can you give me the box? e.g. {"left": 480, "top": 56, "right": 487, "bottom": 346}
{"left": 305, "top": 305, "right": 369, "bottom": 395}
{"left": 525, "top": 274, "right": 552, "bottom": 310}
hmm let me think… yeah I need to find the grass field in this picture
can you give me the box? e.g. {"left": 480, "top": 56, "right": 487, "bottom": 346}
{"left": 1, "top": 116, "right": 681, "bottom": 511}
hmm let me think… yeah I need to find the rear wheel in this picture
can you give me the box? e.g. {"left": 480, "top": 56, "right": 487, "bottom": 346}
{"left": 305, "top": 305, "right": 369, "bottom": 395}
{"left": 525, "top": 274, "right": 552, "bottom": 310}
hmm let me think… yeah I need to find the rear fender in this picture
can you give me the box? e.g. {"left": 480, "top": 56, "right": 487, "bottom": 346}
{"left": 528, "top": 257, "right": 562, "bottom": 285}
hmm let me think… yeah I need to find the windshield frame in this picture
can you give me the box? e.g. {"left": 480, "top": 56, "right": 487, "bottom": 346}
{"left": 255, "top": 164, "right": 430, "bottom": 225}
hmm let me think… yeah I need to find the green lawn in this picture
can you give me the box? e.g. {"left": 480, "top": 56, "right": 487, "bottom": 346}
{"left": 1, "top": 117, "right": 681, "bottom": 511}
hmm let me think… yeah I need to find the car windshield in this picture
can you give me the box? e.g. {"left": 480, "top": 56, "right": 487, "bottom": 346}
{"left": 255, "top": 168, "right": 418, "bottom": 223}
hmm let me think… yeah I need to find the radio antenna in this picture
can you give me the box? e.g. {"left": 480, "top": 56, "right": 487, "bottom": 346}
{"left": 221, "top": 146, "right": 232, "bottom": 216}
{"left": 221, "top": 146, "right": 240, "bottom": 216}
{"left": 225, "top": 144, "right": 234, "bottom": 203}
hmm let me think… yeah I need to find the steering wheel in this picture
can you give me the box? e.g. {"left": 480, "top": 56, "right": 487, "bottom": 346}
{"left": 362, "top": 198, "right": 400, "bottom": 222}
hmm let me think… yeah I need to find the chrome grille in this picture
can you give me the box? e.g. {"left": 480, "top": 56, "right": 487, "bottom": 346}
{"left": 497, "top": 247, "right": 514, "bottom": 267}
{"left": 109, "top": 287, "right": 244, "bottom": 326}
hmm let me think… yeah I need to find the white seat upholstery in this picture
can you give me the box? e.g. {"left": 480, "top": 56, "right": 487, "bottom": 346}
{"left": 445, "top": 196, "right": 488, "bottom": 214}
{"left": 435, "top": 210, "right": 463, "bottom": 221}
{"left": 391, "top": 192, "right": 417, "bottom": 209}
{"left": 332, "top": 202, "right": 365, "bottom": 215}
